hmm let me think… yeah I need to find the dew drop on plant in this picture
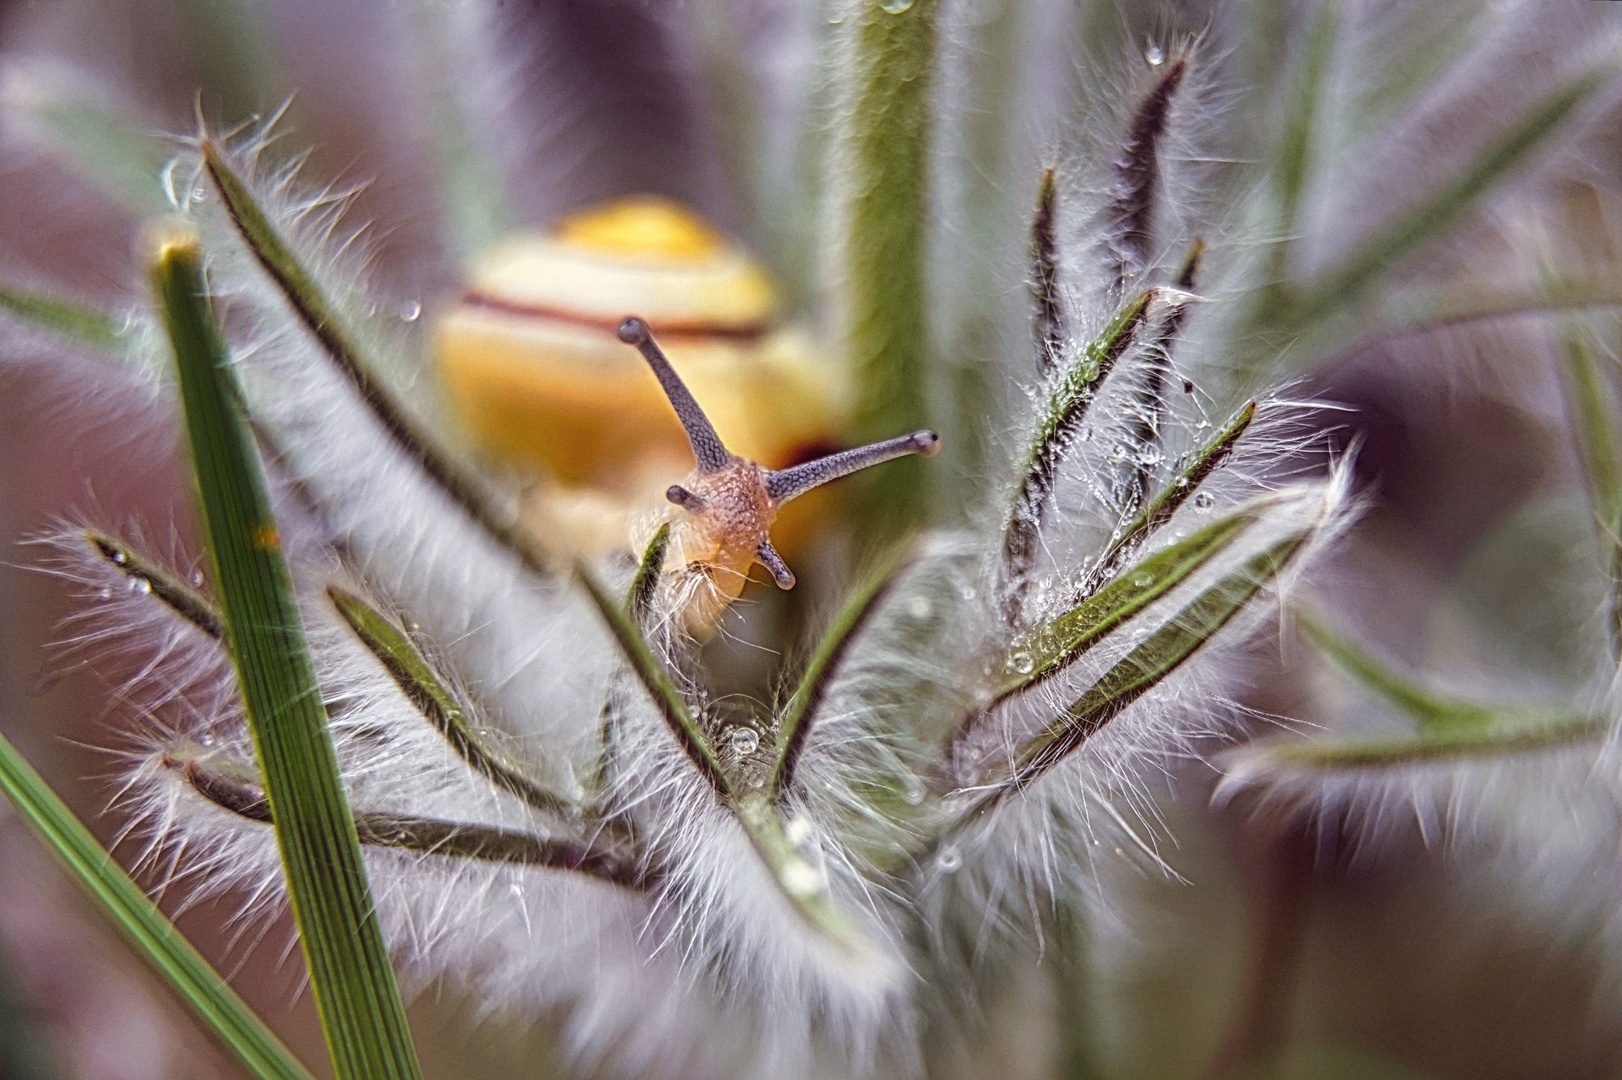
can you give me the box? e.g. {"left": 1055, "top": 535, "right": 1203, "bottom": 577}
{"left": 782, "top": 858, "right": 823, "bottom": 897}
{"left": 129, "top": 577, "right": 152, "bottom": 594}
{"left": 881, "top": 0, "right": 914, "bottom": 12}
{"left": 111, "top": 550, "right": 127, "bottom": 565}
{"left": 1011, "top": 650, "right": 1035, "bottom": 675}
{"left": 1137, "top": 449, "right": 1163, "bottom": 467}
{"left": 934, "top": 845, "right": 962, "bottom": 873}
{"left": 1175, "top": 477, "right": 1189, "bottom": 488}
{"left": 1132, "top": 571, "right": 1155, "bottom": 588}
{"left": 191, "top": 570, "right": 204, "bottom": 585}
{"left": 902, "top": 777, "right": 926, "bottom": 805}
{"left": 400, "top": 301, "right": 422, "bottom": 322}
{"left": 1193, "top": 491, "right": 1215, "bottom": 512}
{"left": 1145, "top": 42, "right": 1165, "bottom": 65}
{"left": 1078, "top": 426, "right": 1093, "bottom": 442}
{"left": 96, "top": 587, "right": 112, "bottom": 600}
{"left": 728, "top": 727, "right": 759, "bottom": 757}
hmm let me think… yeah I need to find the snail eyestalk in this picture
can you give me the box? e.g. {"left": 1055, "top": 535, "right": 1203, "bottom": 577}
{"left": 621, "top": 317, "right": 940, "bottom": 626}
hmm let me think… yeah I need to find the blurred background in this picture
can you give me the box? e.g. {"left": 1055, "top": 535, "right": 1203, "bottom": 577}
{"left": 4, "top": 0, "right": 1622, "bottom": 1077}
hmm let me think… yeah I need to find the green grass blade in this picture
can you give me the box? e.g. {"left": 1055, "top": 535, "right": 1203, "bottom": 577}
{"left": 1004, "top": 532, "right": 1307, "bottom": 791}
{"left": 0, "top": 729, "right": 316, "bottom": 1080}
{"left": 87, "top": 530, "right": 224, "bottom": 639}
{"left": 771, "top": 547, "right": 908, "bottom": 798}
{"left": 201, "top": 143, "right": 552, "bottom": 580}
{"left": 1095, "top": 401, "right": 1257, "bottom": 579}
{"left": 843, "top": 0, "right": 940, "bottom": 528}
{"left": 1298, "top": 613, "right": 1503, "bottom": 733}
{"left": 0, "top": 284, "right": 125, "bottom": 351}
{"left": 155, "top": 235, "right": 422, "bottom": 1080}
{"left": 327, "top": 586, "right": 575, "bottom": 816}
{"left": 1559, "top": 334, "right": 1622, "bottom": 660}
{"left": 994, "top": 503, "right": 1265, "bottom": 702}
{"left": 575, "top": 564, "right": 731, "bottom": 797}
{"left": 1293, "top": 72, "right": 1607, "bottom": 324}
{"left": 627, "top": 524, "right": 671, "bottom": 621}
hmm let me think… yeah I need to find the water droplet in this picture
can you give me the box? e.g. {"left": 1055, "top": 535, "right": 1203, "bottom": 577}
{"left": 881, "top": 0, "right": 914, "bottom": 12}
{"left": 191, "top": 186, "right": 207, "bottom": 202}
{"left": 191, "top": 570, "right": 204, "bottom": 585}
{"left": 902, "top": 777, "right": 926, "bottom": 805}
{"left": 959, "top": 584, "right": 977, "bottom": 601}
{"left": 1175, "top": 477, "right": 1190, "bottom": 488}
{"left": 907, "top": 595, "right": 933, "bottom": 621}
{"left": 96, "top": 587, "right": 112, "bottom": 600}
{"left": 399, "top": 301, "right": 422, "bottom": 322}
{"left": 782, "top": 859, "right": 823, "bottom": 896}
{"left": 1078, "top": 426, "right": 1094, "bottom": 442}
{"left": 1010, "top": 650, "right": 1035, "bottom": 675}
{"left": 129, "top": 577, "right": 152, "bottom": 594}
{"left": 111, "top": 550, "right": 127, "bottom": 565}
{"left": 1136, "top": 449, "right": 1163, "bottom": 467}
{"left": 1145, "top": 42, "right": 1165, "bottom": 66}
{"left": 199, "top": 733, "right": 216, "bottom": 747}
{"left": 728, "top": 727, "right": 760, "bottom": 757}
{"left": 934, "top": 845, "right": 962, "bottom": 873}
{"left": 1108, "top": 445, "right": 1129, "bottom": 464}
{"left": 1132, "top": 571, "right": 1155, "bottom": 588}
{"left": 1193, "top": 491, "right": 1215, "bottom": 512}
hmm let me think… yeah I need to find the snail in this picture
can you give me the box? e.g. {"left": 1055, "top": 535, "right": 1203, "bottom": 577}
{"left": 618, "top": 317, "right": 937, "bottom": 631}
{"left": 433, "top": 196, "right": 901, "bottom": 627}
{"left": 435, "top": 197, "right": 842, "bottom": 496}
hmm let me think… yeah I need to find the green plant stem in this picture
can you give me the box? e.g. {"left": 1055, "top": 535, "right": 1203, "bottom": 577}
{"left": 155, "top": 234, "right": 422, "bottom": 1080}
{"left": 844, "top": 0, "right": 940, "bottom": 530}
{"left": 0, "top": 729, "right": 315, "bottom": 1080}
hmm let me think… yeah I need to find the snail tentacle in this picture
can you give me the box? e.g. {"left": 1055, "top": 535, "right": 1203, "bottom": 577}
{"left": 618, "top": 316, "right": 732, "bottom": 473}
{"left": 763, "top": 430, "right": 940, "bottom": 504}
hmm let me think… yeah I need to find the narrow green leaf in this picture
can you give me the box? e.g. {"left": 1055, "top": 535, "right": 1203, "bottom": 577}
{"left": 0, "top": 285, "right": 124, "bottom": 351}
{"left": 178, "top": 755, "right": 641, "bottom": 888}
{"left": 155, "top": 235, "right": 422, "bottom": 1080}
{"left": 1003, "top": 290, "right": 1156, "bottom": 616}
{"left": 843, "top": 0, "right": 941, "bottom": 528}
{"left": 403, "top": 0, "right": 512, "bottom": 260}
{"left": 1271, "top": 0, "right": 1339, "bottom": 280}
{"left": 1298, "top": 613, "right": 1502, "bottom": 734}
{"left": 201, "top": 142, "right": 553, "bottom": 580}
{"left": 771, "top": 547, "right": 907, "bottom": 798}
{"left": 1000, "top": 532, "right": 1307, "bottom": 795}
{"left": 21, "top": 93, "right": 171, "bottom": 213}
{"left": 87, "top": 530, "right": 223, "bottom": 639}
{"left": 0, "top": 729, "right": 316, "bottom": 1080}
{"left": 1371, "top": 275, "right": 1622, "bottom": 340}
{"left": 1030, "top": 167, "right": 1065, "bottom": 380}
{"left": 575, "top": 564, "right": 731, "bottom": 797}
{"left": 994, "top": 504, "right": 1264, "bottom": 702}
{"left": 1235, "top": 715, "right": 1606, "bottom": 770}
{"left": 1293, "top": 72, "right": 1607, "bottom": 324}
{"left": 327, "top": 586, "right": 575, "bottom": 817}
{"left": 1095, "top": 401, "right": 1257, "bottom": 580}
{"left": 627, "top": 524, "right": 671, "bottom": 622}
{"left": 1559, "top": 334, "right": 1622, "bottom": 660}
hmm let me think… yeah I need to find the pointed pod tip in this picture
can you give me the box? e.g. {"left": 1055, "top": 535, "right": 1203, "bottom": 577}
{"left": 617, "top": 316, "right": 649, "bottom": 345}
